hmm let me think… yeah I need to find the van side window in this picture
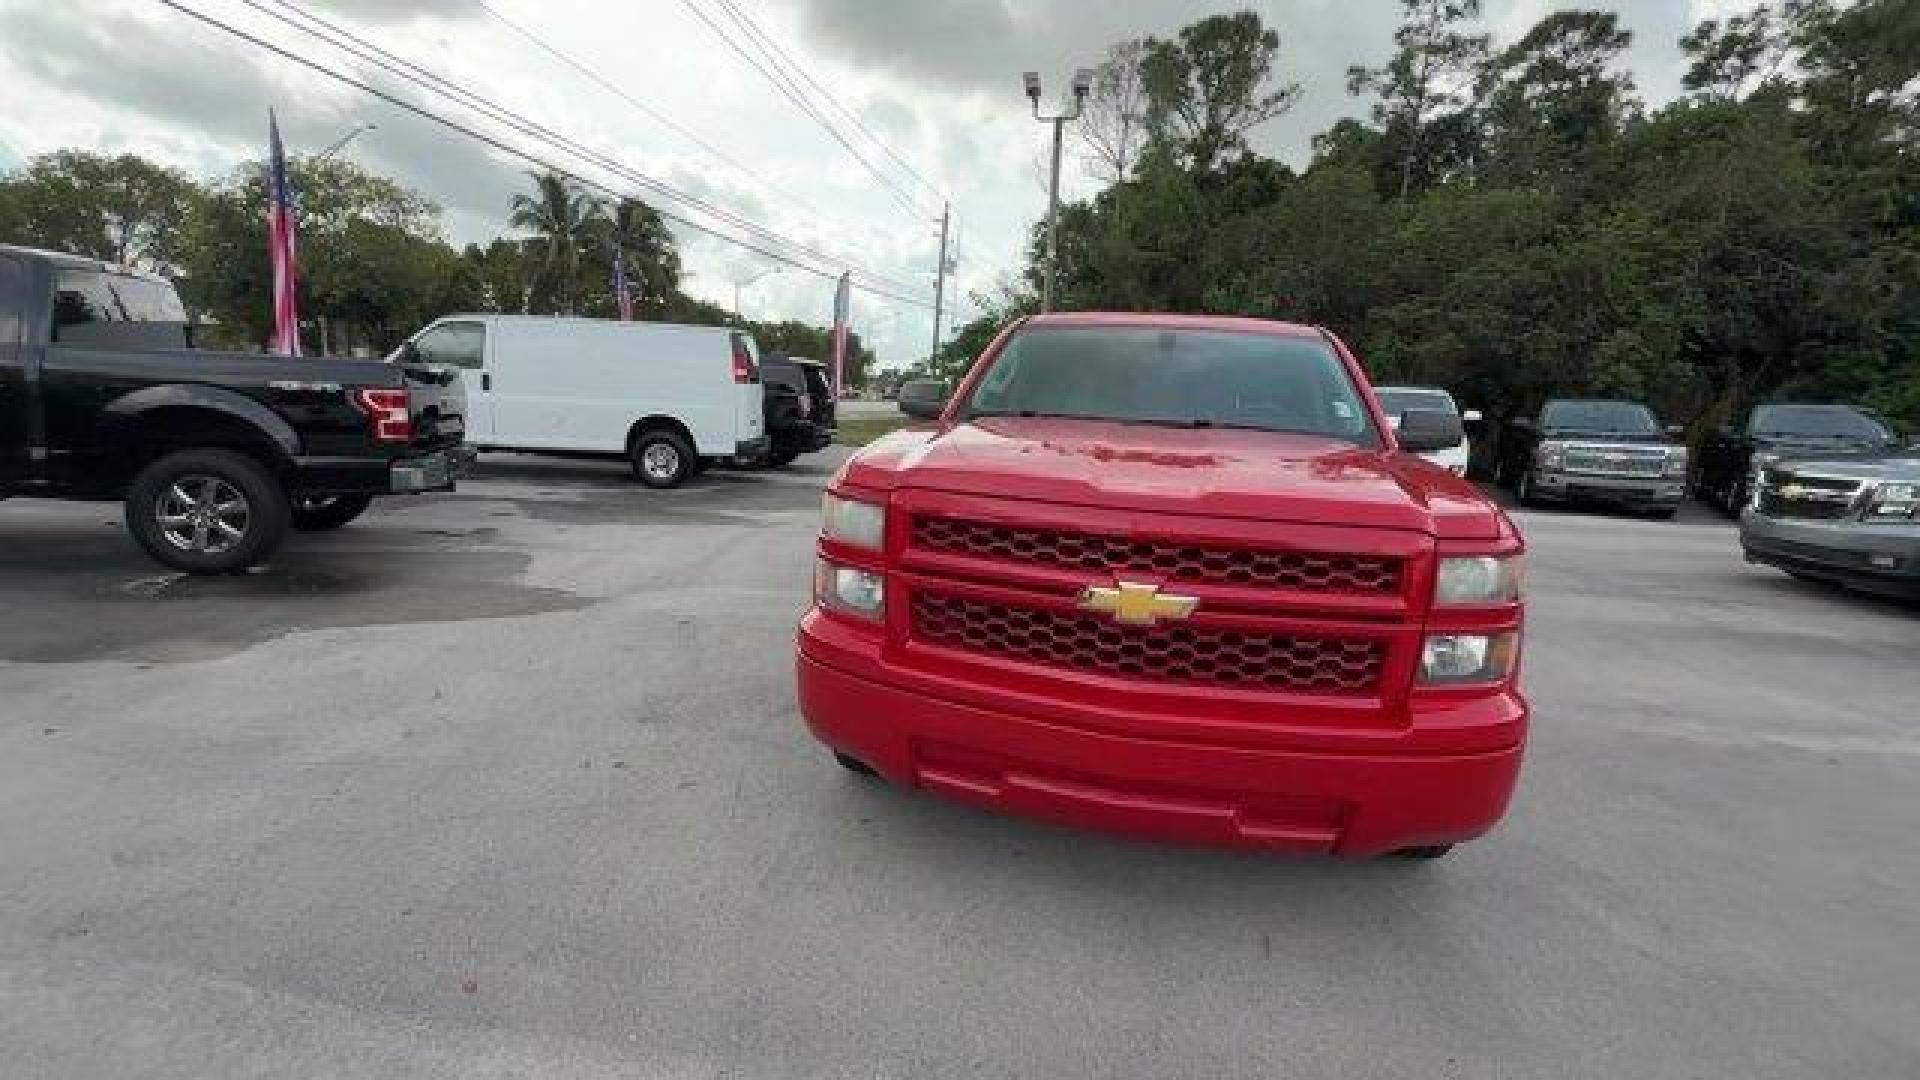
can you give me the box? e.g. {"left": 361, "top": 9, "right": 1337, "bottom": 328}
{"left": 412, "top": 322, "right": 485, "bottom": 369}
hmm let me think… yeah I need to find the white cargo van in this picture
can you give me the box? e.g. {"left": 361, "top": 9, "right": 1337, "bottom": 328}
{"left": 395, "top": 316, "right": 767, "bottom": 488}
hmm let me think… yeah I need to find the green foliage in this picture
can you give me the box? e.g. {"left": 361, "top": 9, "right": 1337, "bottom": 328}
{"left": 1141, "top": 10, "right": 1301, "bottom": 173}
{"left": 1029, "top": 0, "right": 1920, "bottom": 434}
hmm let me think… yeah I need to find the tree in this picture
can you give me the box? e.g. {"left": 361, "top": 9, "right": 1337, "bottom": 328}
{"left": 1077, "top": 40, "right": 1150, "bottom": 183}
{"left": 1680, "top": 5, "right": 1796, "bottom": 103}
{"left": 509, "top": 170, "right": 605, "bottom": 316}
{"left": 1476, "top": 9, "right": 1637, "bottom": 189}
{"left": 1140, "top": 11, "right": 1301, "bottom": 173}
{"left": 1347, "top": 1, "right": 1489, "bottom": 198}
{"left": 0, "top": 151, "right": 201, "bottom": 269}
{"left": 593, "top": 197, "right": 680, "bottom": 317}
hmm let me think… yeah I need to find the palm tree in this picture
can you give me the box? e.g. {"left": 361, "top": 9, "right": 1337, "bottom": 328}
{"left": 602, "top": 197, "right": 682, "bottom": 316}
{"left": 508, "top": 170, "right": 604, "bottom": 315}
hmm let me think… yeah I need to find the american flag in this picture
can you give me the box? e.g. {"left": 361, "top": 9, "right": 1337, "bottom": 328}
{"left": 609, "top": 249, "right": 635, "bottom": 321}
{"left": 829, "top": 271, "right": 850, "bottom": 397}
{"left": 266, "top": 111, "right": 301, "bottom": 356}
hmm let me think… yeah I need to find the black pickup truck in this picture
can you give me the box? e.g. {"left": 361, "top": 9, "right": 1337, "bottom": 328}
{"left": 1495, "top": 397, "right": 1690, "bottom": 517}
{"left": 0, "top": 244, "right": 468, "bottom": 573}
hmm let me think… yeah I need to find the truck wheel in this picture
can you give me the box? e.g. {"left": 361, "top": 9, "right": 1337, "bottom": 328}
{"left": 766, "top": 446, "right": 801, "bottom": 469}
{"left": 630, "top": 429, "right": 693, "bottom": 489}
{"left": 1391, "top": 845, "right": 1454, "bottom": 860}
{"left": 1724, "top": 477, "right": 1750, "bottom": 517}
{"left": 126, "top": 449, "right": 289, "bottom": 574}
{"left": 1515, "top": 470, "right": 1540, "bottom": 508}
{"left": 290, "top": 494, "right": 375, "bottom": 532}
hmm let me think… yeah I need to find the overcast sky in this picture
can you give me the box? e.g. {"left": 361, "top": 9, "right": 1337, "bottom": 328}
{"left": 0, "top": 0, "right": 1758, "bottom": 368}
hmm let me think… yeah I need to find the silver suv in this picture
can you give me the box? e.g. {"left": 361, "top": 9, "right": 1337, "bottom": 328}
{"left": 1740, "top": 452, "right": 1920, "bottom": 597}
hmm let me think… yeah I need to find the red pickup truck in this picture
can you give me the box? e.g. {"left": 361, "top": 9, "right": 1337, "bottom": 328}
{"left": 797, "top": 312, "right": 1526, "bottom": 859}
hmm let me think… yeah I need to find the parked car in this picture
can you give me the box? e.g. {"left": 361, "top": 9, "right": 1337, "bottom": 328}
{"left": 796, "top": 312, "right": 1526, "bottom": 860}
{"left": 757, "top": 353, "right": 835, "bottom": 467}
{"left": 0, "top": 244, "right": 468, "bottom": 573}
{"left": 1697, "top": 402, "right": 1899, "bottom": 515}
{"left": 1497, "top": 398, "right": 1688, "bottom": 517}
{"left": 1740, "top": 452, "right": 1920, "bottom": 597}
{"left": 1374, "top": 385, "right": 1480, "bottom": 475}
{"left": 401, "top": 315, "right": 767, "bottom": 488}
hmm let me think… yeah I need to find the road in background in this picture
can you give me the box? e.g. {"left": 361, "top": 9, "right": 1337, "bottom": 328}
{"left": 1, "top": 455, "right": 1915, "bottom": 1078}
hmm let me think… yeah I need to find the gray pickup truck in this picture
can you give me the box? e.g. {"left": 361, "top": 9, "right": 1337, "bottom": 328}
{"left": 1740, "top": 452, "right": 1920, "bottom": 597}
{"left": 1, "top": 243, "right": 470, "bottom": 573}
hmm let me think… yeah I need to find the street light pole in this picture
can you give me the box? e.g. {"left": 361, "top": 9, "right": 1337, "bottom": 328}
{"left": 929, "top": 202, "right": 949, "bottom": 365}
{"left": 1025, "top": 68, "right": 1091, "bottom": 313}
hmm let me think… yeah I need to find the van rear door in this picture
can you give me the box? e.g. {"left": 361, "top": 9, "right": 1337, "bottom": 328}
{"left": 730, "top": 332, "right": 766, "bottom": 447}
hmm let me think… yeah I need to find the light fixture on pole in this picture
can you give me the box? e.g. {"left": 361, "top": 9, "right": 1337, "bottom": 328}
{"left": 1024, "top": 68, "right": 1092, "bottom": 312}
{"left": 314, "top": 122, "right": 377, "bottom": 164}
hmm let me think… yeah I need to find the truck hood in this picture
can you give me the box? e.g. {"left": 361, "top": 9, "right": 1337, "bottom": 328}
{"left": 844, "top": 417, "right": 1506, "bottom": 538}
{"left": 1541, "top": 428, "right": 1676, "bottom": 446}
{"left": 1753, "top": 435, "right": 1892, "bottom": 458}
{"left": 1769, "top": 450, "right": 1920, "bottom": 482}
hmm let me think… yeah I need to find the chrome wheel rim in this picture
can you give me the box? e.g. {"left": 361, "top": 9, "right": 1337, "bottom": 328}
{"left": 156, "top": 475, "right": 251, "bottom": 554}
{"left": 641, "top": 443, "right": 681, "bottom": 481}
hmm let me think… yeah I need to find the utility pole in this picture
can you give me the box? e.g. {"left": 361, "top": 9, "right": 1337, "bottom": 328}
{"left": 1024, "top": 69, "right": 1092, "bottom": 312}
{"left": 929, "top": 202, "right": 949, "bottom": 366}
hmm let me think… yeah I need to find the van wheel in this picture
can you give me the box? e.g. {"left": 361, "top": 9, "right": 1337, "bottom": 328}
{"left": 126, "top": 449, "right": 289, "bottom": 574}
{"left": 290, "top": 494, "right": 374, "bottom": 531}
{"left": 630, "top": 429, "right": 694, "bottom": 488}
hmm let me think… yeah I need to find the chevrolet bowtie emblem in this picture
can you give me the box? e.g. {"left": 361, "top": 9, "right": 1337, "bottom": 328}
{"left": 1077, "top": 580, "right": 1200, "bottom": 626}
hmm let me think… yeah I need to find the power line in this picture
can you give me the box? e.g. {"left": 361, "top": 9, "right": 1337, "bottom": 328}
{"left": 245, "top": 0, "right": 929, "bottom": 297}
{"left": 679, "top": 0, "right": 929, "bottom": 222}
{"left": 469, "top": 0, "right": 847, "bottom": 235}
{"left": 155, "top": 0, "right": 933, "bottom": 309}
{"left": 713, "top": 0, "right": 947, "bottom": 206}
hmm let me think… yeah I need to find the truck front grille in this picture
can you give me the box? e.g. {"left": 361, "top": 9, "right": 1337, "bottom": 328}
{"left": 912, "top": 516, "right": 1401, "bottom": 595}
{"left": 911, "top": 591, "right": 1385, "bottom": 694}
{"left": 1561, "top": 445, "right": 1667, "bottom": 477}
{"left": 1757, "top": 471, "right": 1861, "bottom": 520}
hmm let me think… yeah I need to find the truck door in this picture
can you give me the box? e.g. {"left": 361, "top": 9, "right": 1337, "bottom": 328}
{"left": 0, "top": 254, "right": 30, "bottom": 486}
{"left": 409, "top": 320, "right": 490, "bottom": 440}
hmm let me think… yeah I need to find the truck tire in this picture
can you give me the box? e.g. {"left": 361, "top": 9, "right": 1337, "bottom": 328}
{"left": 126, "top": 449, "right": 290, "bottom": 574}
{"left": 630, "top": 428, "right": 694, "bottom": 489}
{"left": 766, "top": 445, "right": 801, "bottom": 468}
{"left": 1391, "top": 845, "right": 1454, "bottom": 860}
{"left": 290, "top": 494, "right": 374, "bottom": 532}
{"left": 1515, "top": 469, "right": 1540, "bottom": 508}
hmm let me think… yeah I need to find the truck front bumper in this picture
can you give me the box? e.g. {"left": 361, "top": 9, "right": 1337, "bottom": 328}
{"left": 1529, "top": 468, "right": 1684, "bottom": 508}
{"left": 796, "top": 613, "right": 1527, "bottom": 857}
{"left": 293, "top": 447, "right": 474, "bottom": 496}
{"left": 1740, "top": 511, "right": 1920, "bottom": 598}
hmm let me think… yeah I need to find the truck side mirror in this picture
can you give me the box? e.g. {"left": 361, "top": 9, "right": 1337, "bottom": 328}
{"left": 897, "top": 379, "right": 948, "bottom": 420}
{"left": 1398, "top": 408, "right": 1465, "bottom": 453}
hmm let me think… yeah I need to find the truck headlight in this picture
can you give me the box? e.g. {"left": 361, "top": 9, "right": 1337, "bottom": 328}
{"left": 1536, "top": 441, "right": 1566, "bottom": 470}
{"left": 822, "top": 492, "right": 886, "bottom": 549}
{"left": 1434, "top": 554, "right": 1524, "bottom": 606}
{"left": 1663, "top": 448, "right": 1688, "bottom": 479}
{"left": 814, "top": 558, "right": 885, "bottom": 619}
{"left": 1420, "top": 632, "right": 1520, "bottom": 685}
{"left": 1866, "top": 483, "right": 1919, "bottom": 521}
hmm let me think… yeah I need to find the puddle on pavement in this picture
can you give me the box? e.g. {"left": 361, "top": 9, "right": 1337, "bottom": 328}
{"left": 13, "top": 550, "right": 592, "bottom": 665}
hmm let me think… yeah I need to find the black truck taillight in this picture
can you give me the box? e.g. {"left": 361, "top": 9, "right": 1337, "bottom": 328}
{"left": 353, "top": 387, "right": 414, "bottom": 443}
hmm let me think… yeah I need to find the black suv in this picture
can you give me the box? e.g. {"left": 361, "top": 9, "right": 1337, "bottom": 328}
{"left": 1497, "top": 398, "right": 1689, "bottom": 517}
{"left": 0, "top": 244, "right": 469, "bottom": 573}
{"left": 757, "top": 354, "right": 834, "bottom": 467}
{"left": 1696, "top": 402, "right": 1899, "bottom": 515}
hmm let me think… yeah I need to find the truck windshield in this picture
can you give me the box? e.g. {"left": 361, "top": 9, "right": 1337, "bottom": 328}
{"left": 1541, "top": 400, "right": 1658, "bottom": 434}
{"left": 962, "top": 325, "right": 1379, "bottom": 445}
{"left": 1749, "top": 404, "right": 1889, "bottom": 441}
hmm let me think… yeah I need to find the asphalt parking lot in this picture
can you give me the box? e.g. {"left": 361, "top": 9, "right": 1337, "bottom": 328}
{"left": 2, "top": 453, "right": 1917, "bottom": 1079}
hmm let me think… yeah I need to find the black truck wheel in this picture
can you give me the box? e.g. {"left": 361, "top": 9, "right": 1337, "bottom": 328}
{"left": 126, "top": 449, "right": 290, "bottom": 574}
{"left": 630, "top": 428, "right": 694, "bottom": 488}
{"left": 291, "top": 493, "right": 375, "bottom": 531}
{"left": 766, "top": 445, "right": 801, "bottom": 468}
